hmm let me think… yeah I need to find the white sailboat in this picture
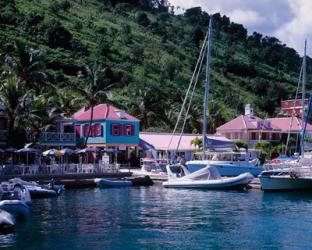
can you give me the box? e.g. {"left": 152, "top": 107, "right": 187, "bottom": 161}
{"left": 163, "top": 18, "right": 254, "bottom": 189}
{"left": 259, "top": 40, "right": 312, "bottom": 191}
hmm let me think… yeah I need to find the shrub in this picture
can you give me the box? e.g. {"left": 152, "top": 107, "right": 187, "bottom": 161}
{"left": 137, "top": 12, "right": 150, "bottom": 27}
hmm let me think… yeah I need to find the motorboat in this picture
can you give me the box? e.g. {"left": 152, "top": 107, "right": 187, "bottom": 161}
{"left": 95, "top": 178, "right": 133, "bottom": 188}
{"left": 0, "top": 209, "right": 15, "bottom": 230}
{"left": 140, "top": 158, "right": 167, "bottom": 174}
{"left": 125, "top": 158, "right": 168, "bottom": 181}
{"left": 259, "top": 160, "right": 312, "bottom": 191}
{"left": 0, "top": 185, "right": 30, "bottom": 218}
{"left": 163, "top": 164, "right": 254, "bottom": 189}
{"left": 0, "top": 182, "right": 32, "bottom": 205}
{"left": 186, "top": 150, "right": 262, "bottom": 177}
{"left": 8, "top": 178, "right": 64, "bottom": 198}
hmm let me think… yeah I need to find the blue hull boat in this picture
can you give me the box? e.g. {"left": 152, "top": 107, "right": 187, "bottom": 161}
{"left": 0, "top": 200, "right": 30, "bottom": 218}
{"left": 95, "top": 178, "right": 133, "bottom": 188}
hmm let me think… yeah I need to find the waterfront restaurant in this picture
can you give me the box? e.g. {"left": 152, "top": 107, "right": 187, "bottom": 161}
{"left": 72, "top": 104, "right": 140, "bottom": 160}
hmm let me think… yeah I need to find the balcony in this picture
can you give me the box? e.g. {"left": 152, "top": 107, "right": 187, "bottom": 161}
{"left": 40, "top": 132, "right": 76, "bottom": 145}
{"left": 0, "top": 130, "right": 7, "bottom": 142}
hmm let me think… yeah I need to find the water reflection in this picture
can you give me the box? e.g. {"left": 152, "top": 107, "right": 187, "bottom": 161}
{"left": 2, "top": 186, "right": 312, "bottom": 249}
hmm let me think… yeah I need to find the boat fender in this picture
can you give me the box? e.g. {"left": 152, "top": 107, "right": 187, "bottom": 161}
{"left": 289, "top": 171, "right": 297, "bottom": 179}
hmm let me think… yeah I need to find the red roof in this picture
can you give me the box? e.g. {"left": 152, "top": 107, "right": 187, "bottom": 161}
{"left": 216, "top": 115, "right": 281, "bottom": 132}
{"left": 72, "top": 104, "right": 139, "bottom": 122}
{"left": 267, "top": 117, "right": 312, "bottom": 132}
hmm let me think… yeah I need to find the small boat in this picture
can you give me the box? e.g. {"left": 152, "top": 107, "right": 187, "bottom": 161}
{"left": 8, "top": 178, "right": 64, "bottom": 198}
{"left": 0, "top": 200, "right": 30, "bottom": 218}
{"left": 0, "top": 209, "right": 15, "bottom": 231}
{"left": 0, "top": 182, "right": 32, "bottom": 205}
{"left": 259, "top": 164, "right": 312, "bottom": 191}
{"left": 163, "top": 164, "right": 254, "bottom": 189}
{"left": 95, "top": 178, "right": 133, "bottom": 188}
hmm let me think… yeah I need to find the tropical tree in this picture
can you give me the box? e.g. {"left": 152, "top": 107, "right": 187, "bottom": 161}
{"left": 5, "top": 42, "right": 49, "bottom": 90}
{"left": 0, "top": 74, "right": 30, "bottom": 146}
{"left": 191, "top": 137, "right": 202, "bottom": 150}
{"left": 254, "top": 141, "right": 272, "bottom": 164}
{"left": 235, "top": 140, "right": 248, "bottom": 150}
{"left": 22, "top": 94, "right": 64, "bottom": 143}
{"left": 76, "top": 65, "right": 115, "bottom": 147}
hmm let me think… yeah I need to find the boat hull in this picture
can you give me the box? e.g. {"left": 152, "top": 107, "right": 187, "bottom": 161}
{"left": 0, "top": 200, "right": 30, "bottom": 218}
{"left": 0, "top": 209, "right": 15, "bottom": 231}
{"left": 186, "top": 162, "right": 263, "bottom": 177}
{"left": 95, "top": 178, "right": 133, "bottom": 188}
{"left": 260, "top": 176, "right": 312, "bottom": 191}
{"left": 163, "top": 173, "right": 253, "bottom": 189}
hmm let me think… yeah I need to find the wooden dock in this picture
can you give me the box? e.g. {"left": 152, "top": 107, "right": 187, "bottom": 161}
{"left": 0, "top": 172, "right": 132, "bottom": 188}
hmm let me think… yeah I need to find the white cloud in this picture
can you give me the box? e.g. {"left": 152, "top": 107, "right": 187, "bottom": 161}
{"left": 275, "top": 0, "right": 312, "bottom": 55}
{"left": 228, "top": 9, "right": 265, "bottom": 26}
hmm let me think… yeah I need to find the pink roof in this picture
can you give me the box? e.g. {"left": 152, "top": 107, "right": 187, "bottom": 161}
{"left": 267, "top": 117, "right": 312, "bottom": 132}
{"left": 139, "top": 132, "right": 232, "bottom": 151}
{"left": 72, "top": 104, "right": 139, "bottom": 122}
{"left": 216, "top": 115, "right": 281, "bottom": 132}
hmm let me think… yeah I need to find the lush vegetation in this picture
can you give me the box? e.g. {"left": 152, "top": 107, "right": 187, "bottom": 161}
{"left": 0, "top": 0, "right": 311, "bottom": 147}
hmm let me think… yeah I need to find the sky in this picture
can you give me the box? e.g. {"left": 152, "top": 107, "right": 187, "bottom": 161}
{"left": 170, "top": 0, "right": 312, "bottom": 55}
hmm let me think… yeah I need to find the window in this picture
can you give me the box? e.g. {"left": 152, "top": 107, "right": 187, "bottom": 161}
{"left": 111, "top": 124, "right": 120, "bottom": 136}
{"left": 251, "top": 132, "right": 256, "bottom": 140}
{"left": 94, "top": 124, "right": 103, "bottom": 137}
{"left": 0, "top": 118, "right": 7, "bottom": 130}
{"left": 124, "top": 125, "right": 132, "bottom": 136}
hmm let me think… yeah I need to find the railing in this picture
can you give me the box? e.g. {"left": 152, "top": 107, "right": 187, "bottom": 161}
{"left": 0, "top": 130, "right": 7, "bottom": 141}
{"left": 40, "top": 132, "right": 76, "bottom": 143}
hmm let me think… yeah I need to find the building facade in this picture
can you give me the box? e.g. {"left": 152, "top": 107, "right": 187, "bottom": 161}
{"left": 216, "top": 104, "right": 282, "bottom": 147}
{"left": 280, "top": 99, "right": 308, "bottom": 118}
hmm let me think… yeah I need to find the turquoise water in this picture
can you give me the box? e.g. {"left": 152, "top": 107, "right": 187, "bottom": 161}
{"left": 1, "top": 185, "right": 312, "bottom": 249}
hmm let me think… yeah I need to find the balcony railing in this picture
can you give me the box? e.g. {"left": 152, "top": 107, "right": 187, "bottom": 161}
{"left": 0, "top": 130, "right": 7, "bottom": 141}
{"left": 40, "top": 132, "right": 76, "bottom": 143}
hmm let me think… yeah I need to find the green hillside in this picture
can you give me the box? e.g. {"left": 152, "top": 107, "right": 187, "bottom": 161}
{"left": 0, "top": 0, "right": 310, "bottom": 137}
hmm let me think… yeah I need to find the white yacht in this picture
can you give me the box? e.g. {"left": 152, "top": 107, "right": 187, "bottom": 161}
{"left": 186, "top": 150, "right": 262, "bottom": 177}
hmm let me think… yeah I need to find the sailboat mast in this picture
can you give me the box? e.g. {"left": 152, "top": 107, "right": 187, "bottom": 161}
{"left": 202, "top": 17, "right": 213, "bottom": 159}
{"left": 301, "top": 39, "right": 307, "bottom": 157}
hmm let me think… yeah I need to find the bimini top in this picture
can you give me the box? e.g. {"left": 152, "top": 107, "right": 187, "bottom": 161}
{"left": 72, "top": 103, "right": 140, "bottom": 122}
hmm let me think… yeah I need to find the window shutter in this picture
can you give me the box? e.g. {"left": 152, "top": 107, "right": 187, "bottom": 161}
{"left": 123, "top": 125, "right": 127, "bottom": 136}
{"left": 131, "top": 124, "right": 135, "bottom": 136}
{"left": 119, "top": 124, "right": 122, "bottom": 136}
{"left": 91, "top": 125, "right": 95, "bottom": 137}
{"left": 75, "top": 125, "right": 81, "bottom": 137}
{"left": 99, "top": 125, "right": 103, "bottom": 136}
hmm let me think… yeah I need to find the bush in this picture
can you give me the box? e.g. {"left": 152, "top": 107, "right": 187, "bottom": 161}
{"left": 235, "top": 140, "right": 248, "bottom": 150}
{"left": 45, "top": 21, "right": 72, "bottom": 49}
{"left": 137, "top": 12, "right": 150, "bottom": 27}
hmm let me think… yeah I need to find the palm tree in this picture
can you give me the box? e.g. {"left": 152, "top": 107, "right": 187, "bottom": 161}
{"left": 22, "top": 94, "right": 64, "bottom": 143}
{"left": 76, "top": 65, "right": 115, "bottom": 147}
{"left": 0, "top": 74, "right": 31, "bottom": 146}
{"left": 5, "top": 42, "right": 49, "bottom": 90}
{"left": 191, "top": 137, "right": 202, "bottom": 150}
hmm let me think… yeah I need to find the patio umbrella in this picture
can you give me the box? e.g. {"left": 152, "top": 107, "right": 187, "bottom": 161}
{"left": 5, "top": 147, "right": 17, "bottom": 153}
{"left": 17, "top": 148, "right": 42, "bottom": 167}
{"left": 43, "top": 149, "right": 62, "bottom": 157}
{"left": 76, "top": 147, "right": 99, "bottom": 154}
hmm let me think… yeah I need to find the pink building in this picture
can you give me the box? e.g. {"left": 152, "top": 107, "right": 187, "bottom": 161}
{"left": 280, "top": 99, "right": 308, "bottom": 118}
{"left": 216, "top": 104, "right": 282, "bottom": 147}
{"left": 216, "top": 104, "right": 312, "bottom": 147}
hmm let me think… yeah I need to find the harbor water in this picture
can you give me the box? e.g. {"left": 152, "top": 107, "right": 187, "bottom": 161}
{"left": 1, "top": 185, "right": 312, "bottom": 249}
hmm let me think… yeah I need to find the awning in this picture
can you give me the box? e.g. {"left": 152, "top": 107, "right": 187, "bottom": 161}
{"left": 139, "top": 139, "right": 155, "bottom": 150}
{"left": 205, "top": 137, "right": 235, "bottom": 148}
